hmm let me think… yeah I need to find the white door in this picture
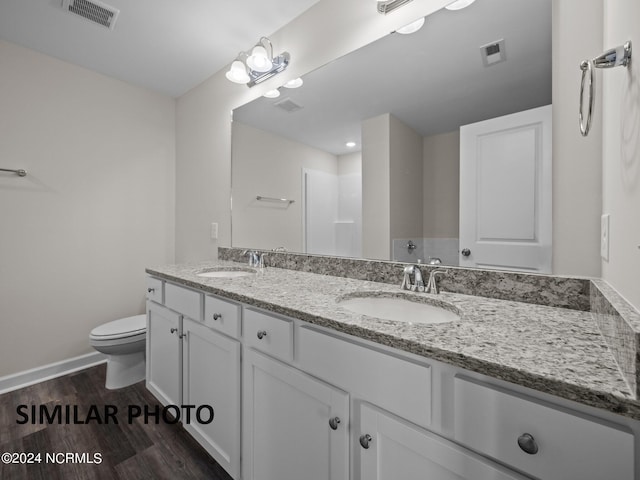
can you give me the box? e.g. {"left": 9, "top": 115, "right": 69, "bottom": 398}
{"left": 146, "top": 303, "right": 181, "bottom": 406}
{"left": 459, "top": 105, "right": 552, "bottom": 273}
{"left": 182, "top": 318, "right": 241, "bottom": 479}
{"left": 358, "top": 403, "right": 527, "bottom": 480}
{"left": 242, "top": 348, "right": 349, "bottom": 480}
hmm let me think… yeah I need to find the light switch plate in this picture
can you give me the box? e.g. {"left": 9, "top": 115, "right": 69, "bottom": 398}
{"left": 210, "top": 222, "right": 218, "bottom": 240}
{"left": 601, "top": 214, "right": 610, "bottom": 261}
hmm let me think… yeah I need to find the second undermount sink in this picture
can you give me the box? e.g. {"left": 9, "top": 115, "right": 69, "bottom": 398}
{"left": 337, "top": 293, "right": 459, "bottom": 324}
{"left": 196, "top": 267, "right": 257, "bottom": 278}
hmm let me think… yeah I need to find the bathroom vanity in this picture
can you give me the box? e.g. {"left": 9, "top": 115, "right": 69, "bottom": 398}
{"left": 145, "top": 258, "right": 640, "bottom": 480}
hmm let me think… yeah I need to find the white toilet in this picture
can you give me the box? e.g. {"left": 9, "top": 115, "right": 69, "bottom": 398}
{"left": 89, "top": 314, "right": 146, "bottom": 389}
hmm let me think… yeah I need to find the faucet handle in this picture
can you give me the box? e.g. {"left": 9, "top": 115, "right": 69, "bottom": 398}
{"left": 426, "top": 269, "right": 448, "bottom": 294}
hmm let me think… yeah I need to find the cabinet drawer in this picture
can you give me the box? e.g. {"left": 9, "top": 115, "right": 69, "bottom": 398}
{"left": 453, "top": 376, "right": 634, "bottom": 480}
{"left": 204, "top": 294, "right": 241, "bottom": 339}
{"left": 299, "top": 327, "right": 431, "bottom": 428}
{"left": 244, "top": 308, "right": 293, "bottom": 362}
{"left": 165, "top": 282, "right": 202, "bottom": 320}
{"left": 146, "top": 277, "right": 164, "bottom": 304}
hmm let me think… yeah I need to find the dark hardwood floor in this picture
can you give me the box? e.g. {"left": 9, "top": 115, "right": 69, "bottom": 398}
{"left": 0, "top": 364, "right": 233, "bottom": 480}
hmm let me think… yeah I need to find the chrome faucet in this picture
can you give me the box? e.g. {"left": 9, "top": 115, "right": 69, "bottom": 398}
{"left": 426, "top": 269, "right": 447, "bottom": 294}
{"left": 243, "top": 250, "right": 266, "bottom": 268}
{"left": 401, "top": 264, "right": 425, "bottom": 292}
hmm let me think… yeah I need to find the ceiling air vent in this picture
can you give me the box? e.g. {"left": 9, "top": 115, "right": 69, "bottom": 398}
{"left": 274, "top": 98, "right": 303, "bottom": 113}
{"left": 377, "top": 0, "right": 413, "bottom": 15}
{"left": 480, "top": 39, "right": 506, "bottom": 67}
{"left": 62, "top": 0, "right": 120, "bottom": 30}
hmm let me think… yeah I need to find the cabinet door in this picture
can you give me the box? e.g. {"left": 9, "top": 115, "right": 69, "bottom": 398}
{"left": 146, "top": 302, "right": 181, "bottom": 406}
{"left": 358, "top": 403, "right": 528, "bottom": 480}
{"left": 243, "top": 349, "right": 349, "bottom": 480}
{"left": 182, "top": 318, "right": 241, "bottom": 479}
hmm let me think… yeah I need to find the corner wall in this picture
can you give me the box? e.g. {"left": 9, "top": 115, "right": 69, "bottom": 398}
{"left": 0, "top": 41, "right": 176, "bottom": 376}
{"left": 602, "top": 0, "right": 640, "bottom": 311}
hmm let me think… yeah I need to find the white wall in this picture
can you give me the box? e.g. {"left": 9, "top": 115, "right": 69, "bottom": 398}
{"left": 602, "top": 0, "right": 640, "bottom": 311}
{"left": 552, "top": 0, "right": 603, "bottom": 277}
{"left": 0, "top": 41, "right": 176, "bottom": 376}
{"left": 423, "top": 131, "right": 460, "bottom": 239}
{"left": 231, "top": 122, "right": 337, "bottom": 252}
{"left": 175, "top": 0, "right": 452, "bottom": 263}
{"left": 389, "top": 114, "right": 424, "bottom": 240}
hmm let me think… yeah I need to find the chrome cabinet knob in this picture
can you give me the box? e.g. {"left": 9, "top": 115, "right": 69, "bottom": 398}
{"left": 213, "top": 313, "right": 222, "bottom": 321}
{"left": 170, "top": 327, "right": 178, "bottom": 334}
{"left": 461, "top": 248, "right": 471, "bottom": 257}
{"left": 517, "top": 433, "right": 539, "bottom": 455}
{"left": 147, "top": 288, "right": 155, "bottom": 293}
{"left": 359, "top": 434, "right": 373, "bottom": 449}
{"left": 257, "top": 330, "right": 267, "bottom": 340}
{"left": 329, "top": 417, "right": 341, "bottom": 430}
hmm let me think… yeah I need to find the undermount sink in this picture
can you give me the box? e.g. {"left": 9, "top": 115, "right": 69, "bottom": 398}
{"left": 196, "top": 267, "right": 257, "bottom": 278}
{"left": 337, "top": 293, "right": 459, "bottom": 324}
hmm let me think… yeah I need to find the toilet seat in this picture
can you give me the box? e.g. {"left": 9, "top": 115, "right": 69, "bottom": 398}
{"left": 90, "top": 314, "right": 146, "bottom": 342}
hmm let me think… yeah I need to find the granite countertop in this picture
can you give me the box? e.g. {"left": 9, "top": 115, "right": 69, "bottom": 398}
{"left": 146, "top": 261, "right": 639, "bottom": 420}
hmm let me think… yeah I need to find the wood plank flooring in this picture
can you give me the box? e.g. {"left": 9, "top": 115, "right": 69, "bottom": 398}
{"left": 0, "top": 364, "right": 233, "bottom": 480}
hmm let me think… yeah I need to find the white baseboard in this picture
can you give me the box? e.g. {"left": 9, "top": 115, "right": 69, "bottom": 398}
{"left": 0, "top": 352, "right": 107, "bottom": 395}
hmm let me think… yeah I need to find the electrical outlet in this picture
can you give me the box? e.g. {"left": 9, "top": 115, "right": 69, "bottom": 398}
{"left": 601, "top": 214, "right": 609, "bottom": 261}
{"left": 210, "top": 222, "right": 218, "bottom": 240}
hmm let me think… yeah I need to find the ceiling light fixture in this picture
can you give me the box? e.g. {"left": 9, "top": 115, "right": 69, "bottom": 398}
{"left": 445, "top": 0, "right": 477, "bottom": 11}
{"left": 263, "top": 89, "right": 281, "bottom": 98}
{"left": 396, "top": 17, "right": 425, "bottom": 34}
{"left": 225, "top": 36, "right": 290, "bottom": 88}
{"left": 377, "top": 0, "right": 413, "bottom": 15}
{"left": 283, "top": 78, "right": 303, "bottom": 89}
{"left": 345, "top": 141, "right": 357, "bottom": 148}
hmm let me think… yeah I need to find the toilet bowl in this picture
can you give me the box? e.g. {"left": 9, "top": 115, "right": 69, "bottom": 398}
{"left": 90, "top": 314, "right": 146, "bottom": 389}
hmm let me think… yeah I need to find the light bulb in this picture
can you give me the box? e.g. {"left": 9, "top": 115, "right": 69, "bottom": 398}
{"left": 225, "top": 60, "right": 250, "bottom": 84}
{"left": 247, "top": 45, "right": 273, "bottom": 72}
{"left": 346, "top": 142, "right": 356, "bottom": 148}
{"left": 445, "top": 0, "right": 476, "bottom": 10}
{"left": 396, "top": 17, "right": 425, "bottom": 35}
{"left": 283, "top": 78, "right": 303, "bottom": 89}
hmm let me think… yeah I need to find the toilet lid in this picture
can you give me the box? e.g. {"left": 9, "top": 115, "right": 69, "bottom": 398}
{"left": 90, "top": 314, "right": 146, "bottom": 339}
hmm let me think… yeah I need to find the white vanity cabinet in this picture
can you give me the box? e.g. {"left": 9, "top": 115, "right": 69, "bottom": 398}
{"left": 146, "top": 301, "right": 182, "bottom": 406}
{"left": 242, "top": 348, "right": 349, "bottom": 480}
{"left": 146, "top": 279, "right": 242, "bottom": 479}
{"left": 145, "top": 276, "right": 637, "bottom": 480}
{"left": 358, "top": 403, "right": 528, "bottom": 480}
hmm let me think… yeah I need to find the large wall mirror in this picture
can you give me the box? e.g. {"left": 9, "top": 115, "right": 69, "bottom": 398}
{"left": 231, "top": 0, "right": 553, "bottom": 272}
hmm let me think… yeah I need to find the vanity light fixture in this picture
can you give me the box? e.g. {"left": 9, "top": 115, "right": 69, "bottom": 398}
{"left": 377, "top": 0, "right": 413, "bottom": 15}
{"left": 225, "top": 36, "right": 290, "bottom": 87}
{"left": 445, "top": 0, "right": 477, "bottom": 10}
{"left": 396, "top": 17, "right": 425, "bottom": 34}
{"left": 263, "top": 89, "right": 281, "bottom": 98}
{"left": 283, "top": 77, "right": 303, "bottom": 89}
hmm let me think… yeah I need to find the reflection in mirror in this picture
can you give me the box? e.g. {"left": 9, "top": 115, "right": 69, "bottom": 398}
{"left": 231, "top": 0, "right": 552, "bottom": 271}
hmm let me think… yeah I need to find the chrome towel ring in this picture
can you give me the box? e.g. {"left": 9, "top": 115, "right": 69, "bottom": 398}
{"left": 579, "top": 41, "right": 632, "bottom": 137}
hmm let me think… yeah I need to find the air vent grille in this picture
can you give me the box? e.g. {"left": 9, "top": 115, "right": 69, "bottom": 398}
{"left": 377, "top": 0, "right": 413, "bottom": 14}
{"left": 480, "top": 39, "right": 506, "bottom": 67}
{"left": 274, "top": 98, "right": 303, "bottom": 113}
{"left": 62, "top": 0, "right": 120, "bottom": 30}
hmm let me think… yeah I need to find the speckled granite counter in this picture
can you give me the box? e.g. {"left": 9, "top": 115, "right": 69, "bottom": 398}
{"left": 146, "top": 261, "right": 640, "bottom": 420}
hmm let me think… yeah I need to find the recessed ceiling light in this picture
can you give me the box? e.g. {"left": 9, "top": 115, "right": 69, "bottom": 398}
{"left": 263, "top": 89, "right": 281, "bottom": 98}
{"left": 445, "top": 0, "right": 476, "bottom": 10}
{"left": 396, "top": 17, "right": 425, "bottom": 35}
{"left": 346, "top": 142, "right": 357, "bottom": 148}
{"left": 283, "top": 78, "right": 304, "bottom": 88}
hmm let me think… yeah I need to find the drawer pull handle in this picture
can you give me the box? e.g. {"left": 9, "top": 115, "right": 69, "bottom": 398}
{"left": 170, "top": 328, "right": 178, "bottom": 334}
{"left": 517, "top": 433, "right": 539, "bottom": 455}
{"left": 147, "top": 288, "right": 155, "bottom": 293}
{"left": 213, "top": 313, "right": 222, "bottom": 321}
{"left": 359, "top": 434, "right": 372, "bottom": 449}
{"left": 329, "top": 417, "right": 341, "bottom": 430}
{"left": 257, "top": 330, "right": 268, "bottom": 340}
